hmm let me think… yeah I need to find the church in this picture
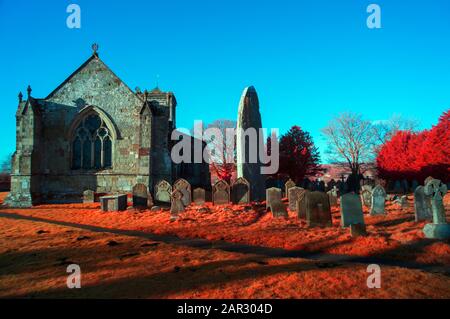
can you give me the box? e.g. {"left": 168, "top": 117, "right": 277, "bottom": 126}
{"left": 6, "top": 45, "right": 210, "bottom": 207}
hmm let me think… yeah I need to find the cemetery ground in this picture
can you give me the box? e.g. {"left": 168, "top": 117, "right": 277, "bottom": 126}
{"left": 0, "top": 192, "right": 449, "bottom": 298}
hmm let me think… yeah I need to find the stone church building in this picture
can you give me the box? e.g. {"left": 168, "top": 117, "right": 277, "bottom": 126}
{"left": 6, "top": 47, "right": 210, "bottom": 207}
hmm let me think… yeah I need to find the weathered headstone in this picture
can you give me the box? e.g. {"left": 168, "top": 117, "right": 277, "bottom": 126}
{"left": 266, "top": 187, "right": 282, "bottom": 210}
{"left": 270, "top": 201, "right": 288, "bottom": 218}
{"left": 327, "top": 188, "right": 338, "bottom": 207}
{"left": 414, "top": 186, "right": 432, "bottom": 222}
{"left": 154, "top": 180, "right": 172, "bottom": 204}
{"left": 305, "top": 191, "right": 332, "bottom": 227}
{"left": 424, "top": 176, "right": 434, "bottom": 186}
{"left": 422, "top": 179, "right": 450, "bottom": 239}
{"left": 173, "top": 178, "right": 192, "bottom": 206}
{"left": 288, "top": 187, "right": 305, "bottom": 211}
{"left": 170, "top": 189, "right": 185, "bottom": 218}
{"left": 132, "top": 183, "right": 149, "bottom": 208}
{"left": 361, "top": 189, "right": 372, "bottom": 207}
{"left": 213, "top": 180, "right": 230, "bottom": 205}
{"left": 193, "top": 188, "right": 206, "bottom": 205}
{"left": 296, "top": 189, "right": 309, "bottom": 218}
{"left": 231, "top": 177, "right": 250, "bottom": 204}
{"left": 340, "top": 193, "right": 365, "bottom": 228}
{"left": 400, "top": 195, "right": 408, "bottom": 209}
{"left": 285, "top": 179, "right": 295, "bottom": 198}
{"left": 370, "top": 185, "right": 386, "bottom": 215}
{"left": 236, "top": 86, "right": 266, "bottom": 201}
{"left": 100, "top": 194, "right": 127, "bottom": 212}
{"left": 83, "top": 190, "right": 95, "bottom": 204}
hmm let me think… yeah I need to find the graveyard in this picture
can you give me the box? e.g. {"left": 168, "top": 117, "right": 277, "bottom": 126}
{"left": 0, "top": 184, "right": 449, "bottom": 298}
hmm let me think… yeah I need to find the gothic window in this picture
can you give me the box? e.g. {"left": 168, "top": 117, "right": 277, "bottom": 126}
{"left": 72, "top": 114, "right": 113, "bottom": 170}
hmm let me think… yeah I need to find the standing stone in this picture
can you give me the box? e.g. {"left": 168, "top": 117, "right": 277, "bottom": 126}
{"left": 340, "top": 193, "right": 365, "bottom": 228}
{"left": 213, "top": 180, "right": 230, "bottom": 205}
{"left": 173, "top": 178, "right": 192, "bottom": 206}
{"left": 296, "top": 189, "right": 309, "bottom": 218}
{"left": 193, "top": 188, "right": 206, "bottom": 205}
{"left": 100, "top": 194, "right": 127, "bottom": 212}
{"left": 132, "top": 183, "right": 150, "bottom": 208}
{"left": 270, "top": 201, "right": 288, "bottom": 218}
{"left": 285, "top": 179, "right": 295, "bottom": 198}
{"left": 422, "top": 179, "right": 449, "bottom": 239}
{"left": 83, "top": 190, "right": 95, "bottom": 204}
{"left": 305, "top": 191, "right": 332, "bottom": 227}
{"left": 414, "top": 186, "right": 432, "bottom": 222}
{"left": 361, "top": 189, "right": 372, "bottom": 207}
{"left": 288, "top": 187, "right": 304, "bottom": 211}
{"left": 400, "top": 195, "right": 408, "bottom": 209}
{"left": 231, "top": 177, "right": 250, "bottom": 204}
{"left": 236, "top": 86, "right": 265, "bottom": 201}
{"left": 170, "top": 189, "right": 185, "bottom": 219}
{"left": 266, "top": 187, "right": 282, "bottom": 210}
{"left": 370, "top": 185, "right": 386, "bottom": 215}
{"left": 154, "top": 180, "right": 172, "bottom": 204}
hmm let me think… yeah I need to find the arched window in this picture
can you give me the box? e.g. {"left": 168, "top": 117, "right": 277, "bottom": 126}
{"left": 71, "top": 114, "right": 113, "bottom": 170}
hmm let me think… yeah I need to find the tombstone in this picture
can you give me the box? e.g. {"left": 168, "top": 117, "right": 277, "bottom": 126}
{"left": 400, "top": 195, "right": 408, "bottom": 209}
{"left": 360, "top": 189, "right": 372, "bottom": 207}
{"left": 132, "top": 183, "right": 150, "bottom": 208}
{"left": 266, "top": 187, "right": 282, "bottom": 210}
{"left": 424, "top": 176, "right": 434, "bottom": 186}
{"left": 285, "top": 179, "right": 295, "bottom": 198}
{"left": 100, "top": 194, "right": 127, "bottom": 212}
{"left": 414, "top": 186, "right": 432, "bottom": 222}
{"left": 154, "top": 180, "right": 172, "bottom": 204}
{"left": 193, "top": 188, "right": 206, "bottom": 205}
{"left": 422, "top": 179, "right": 449, "bottom": 239}
{"left": 231, "top": 177, "right": 250, "bottom": 204}
{"left": 270, "top": 201, "right": 288, "bottom": 218}
{"left": 370, "top": 185, "right": 386, "bottom": 215}
{"left": 173, "top": 178, "right": 192, "bottom": 206}
{"left": 296, "top": 189, "right": 309, "bottom": 219}
{"left": 350, "top": 223, "right": 367, "bottom": 237}
{"left": 213, "top": 180, "right": 230, "bottom": 205}
{"left": 83, "top": 190, "right": 95, "bottom": 204}
{"left": 170, "top": 189, "right": 185, "bottom": 218}
{"left": 305, "top": 191, "right": 332, "bottom": 227}
{"left": 361, "top": 185, "right": 373, "bottom": 193}
{"left": 288, "top": 187, "right": 305, "bottom": 211}
{"left": 236, "top": 86, "right": 266, "bottom": 201}
{"left": 340, "top": 193, "right": 365, "bottom": 228}
{"left": 327, "top": 190, "right": 338, "bottom": 207}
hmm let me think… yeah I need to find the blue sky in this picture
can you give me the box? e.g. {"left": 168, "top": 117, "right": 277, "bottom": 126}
{"left": 1, "top": 0, "right": 450, "bottom": 162}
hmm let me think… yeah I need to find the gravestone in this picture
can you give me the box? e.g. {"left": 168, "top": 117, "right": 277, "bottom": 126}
{"left": 422, "top": 179, "right": 450, "bottom": 239}
{"left": 170, "top": 189, "right": 185, "bottom": 218}
{"left": 305, "top": 191, "right": 332, "bottom": 227}
{"left": 266, "top": 187, "right": 282, "bottom": 210}
{"left": 414, "top": 186, "right": 432, "bottom": 222}
{"left": 361, "top": 189, "right": 372, "bottom": 207}
{"left": 100, "top": 194, "right": 127, "bottom": 212}
{"left": 213, "top": 180, "right": 230, "bottom": 205}
{"left": 288, "top": 187, "right": 304, "bottom": 211}
{"left": 83, "top": 190, "right": 95, "bottom": 204}
{"left": 285, "top": 179, "right": 295, "bottom": 198}
{"left": 370, "top": 185, "right": 386, "bottom": 215}
{"left": 296, "top": 189, "right": 309, "bottom": 218}
{"left": 173, "top": 178, "right": 192, "bottom": 206}
{"left": 327, "top": 187, "right": 338, "bottom": 206}
{"left": 132, "top": 183, "right": 149, "bottom": 208}
{"left": 400, "top": 196, "right": 408, "bottom": 209}
{"left": 193, "top": 188, "right": 206, "bottom": 205}
{"left": 340, "top": 193, "right": 365, "bottom": 228}
{"left": 154, "top": 180, "right": 172, "bottom": 204}
{"left": 236, "top": 86, "right": 266, "bottom": 201}
{"left": 231, "top": 177, "right": 250, "bottom": 204}
{"left": 424, "top": 176, "right": 434, "bottom": 186}
{"left": 270, "top": 201, "right": 288, "bottom": 218}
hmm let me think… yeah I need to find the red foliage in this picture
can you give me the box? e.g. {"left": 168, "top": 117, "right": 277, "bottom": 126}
{"left": 377, "top": 110, "right": 450, "bottom": 182}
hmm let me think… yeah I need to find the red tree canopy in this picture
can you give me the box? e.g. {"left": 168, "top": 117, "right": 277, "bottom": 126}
{"left": 377, "top": 110, "right": 450, "bottom": 182}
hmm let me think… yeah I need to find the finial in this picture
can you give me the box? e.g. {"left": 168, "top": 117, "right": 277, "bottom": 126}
{"left": 92, "top": 43, "right": 99, "bottom": 56}
{"left": 27, "top": 85, "right": 32, "bottom": 97}
{"left": 18, "top": 91, "right": 23, "bottom": 103}
{"left": 144, "top": 90, "right": 149, "bottom": 102}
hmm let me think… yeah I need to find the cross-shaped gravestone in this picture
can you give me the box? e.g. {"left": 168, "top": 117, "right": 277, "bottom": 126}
{"left": 422, "top": 179, "right": 450, "bottom": 239}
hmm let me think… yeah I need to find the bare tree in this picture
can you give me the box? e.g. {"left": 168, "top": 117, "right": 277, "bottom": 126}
{"left": 322, "top": 112, "right": 375, "bottom": 175}
{"left": 372, "top": 114, "right": 419, "bottom": 146}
